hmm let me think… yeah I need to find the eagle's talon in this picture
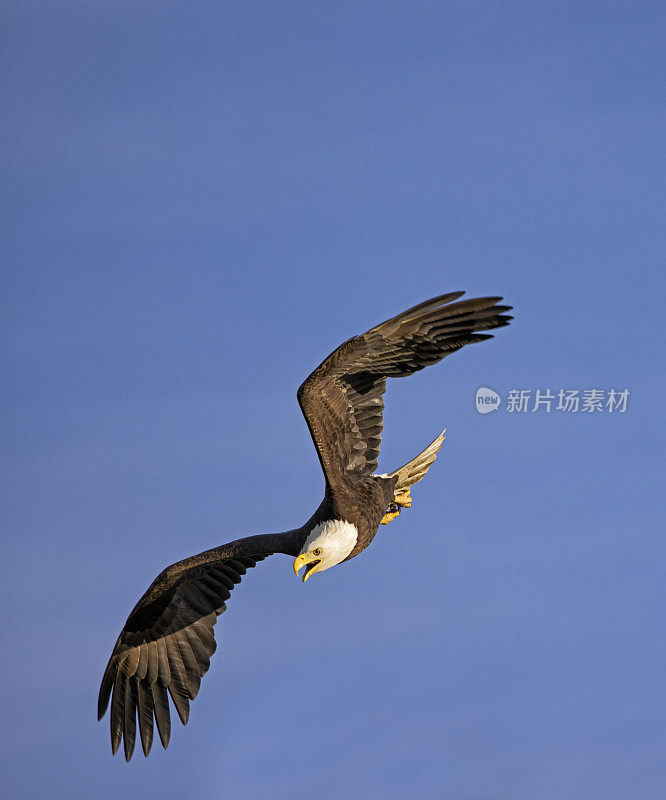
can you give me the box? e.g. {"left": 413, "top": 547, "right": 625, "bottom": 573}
{"left": 380, "top": 493, "right": 412, "bottom": 525}
{"left": 395, "top": 489, "right": 412, "bottom": 508}
{"left": 380, "top": 508, "right": 401, "bottom": 525}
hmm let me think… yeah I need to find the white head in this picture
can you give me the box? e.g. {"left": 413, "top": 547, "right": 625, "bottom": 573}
{"left": 293, "top": 520, "right": 358, "bottom": 582}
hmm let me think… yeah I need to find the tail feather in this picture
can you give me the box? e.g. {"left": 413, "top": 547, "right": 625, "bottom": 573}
{"left": 388, "top": 430, "right": 446, "bottom": 493}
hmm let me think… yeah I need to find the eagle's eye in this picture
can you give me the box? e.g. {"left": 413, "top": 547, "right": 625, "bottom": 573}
{"left": 312, "top": 547, "right": 322, "bottom": 557}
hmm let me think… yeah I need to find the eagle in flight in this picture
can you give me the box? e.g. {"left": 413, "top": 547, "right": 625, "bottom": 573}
{"left": 98, "top": 291, "right": 512, "bottom": 760}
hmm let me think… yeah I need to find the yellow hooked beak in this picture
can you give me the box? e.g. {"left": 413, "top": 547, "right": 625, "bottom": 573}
{"left": 293, "top": 553, "right": 322, "bottom": 583}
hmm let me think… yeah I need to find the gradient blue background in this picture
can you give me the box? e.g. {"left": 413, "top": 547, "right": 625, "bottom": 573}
{"left": 2, "top": 2, "right": 664, "bottom": 798}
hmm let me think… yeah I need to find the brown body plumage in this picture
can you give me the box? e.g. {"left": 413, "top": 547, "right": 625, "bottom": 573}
{"left": 99, "top": 291, "right": 512, "bottom": 760}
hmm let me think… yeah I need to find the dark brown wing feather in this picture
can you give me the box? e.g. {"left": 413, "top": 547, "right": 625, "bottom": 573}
{"left": 298, "top": 292, "right": 513, "bottom": 487}
{"left": 98, "top": 544, "right": 275, "bottom": 761}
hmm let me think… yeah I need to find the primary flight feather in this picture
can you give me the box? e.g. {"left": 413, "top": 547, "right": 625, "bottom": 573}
{"left": 98, "top": 291, "right": 513, "bottom": 760}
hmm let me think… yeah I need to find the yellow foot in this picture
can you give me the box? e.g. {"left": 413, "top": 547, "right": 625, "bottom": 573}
{"left": 380, "top": 503, "right": 400, "bottom": 525}
{"left": 380, "top": 489, "right": 413, "bottom": 525}
{"left": 394, "top": 489, "right": 412, "bottom": 508}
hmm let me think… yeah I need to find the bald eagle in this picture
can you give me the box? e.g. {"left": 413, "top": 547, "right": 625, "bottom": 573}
{"left": 98, "top": 291, "right": 512, "bottom": 760}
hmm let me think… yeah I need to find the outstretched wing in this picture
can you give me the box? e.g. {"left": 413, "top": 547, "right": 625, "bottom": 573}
{"left": 297, "top": 291, "right": 512, "bottom": 487}
{"left": 98, "top": 539, "right": 278, "bottom": 761}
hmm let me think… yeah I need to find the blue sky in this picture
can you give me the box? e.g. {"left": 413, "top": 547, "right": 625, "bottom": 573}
{"left": 2, "top": 2, "right": 664, "bottom": 798}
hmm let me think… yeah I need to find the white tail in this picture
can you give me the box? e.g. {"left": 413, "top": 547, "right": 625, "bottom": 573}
{"left": 388, "top": 430, "right": 446, "bottom": 493}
